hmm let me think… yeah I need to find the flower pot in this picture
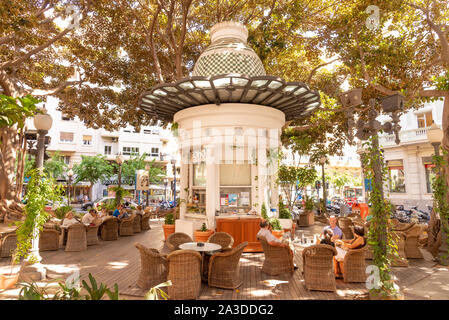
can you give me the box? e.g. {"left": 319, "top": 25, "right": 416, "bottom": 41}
{"left": 271, "top": 230, "right": 284, "bottom": 240}
{"left": 369, "top": 291, "right": 404, "bottom": 300}
{"left": 194, "top": 229, "right": 214, "bottom": 242}
{"left": 0, "top": 273, "right": 19, "bottom": 290}
{"left": 162, "top": 224, "right": 175, "bottom": 240}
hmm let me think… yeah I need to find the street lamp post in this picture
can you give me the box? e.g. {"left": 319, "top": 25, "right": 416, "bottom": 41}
{"left": 171, "top": 158, "right": 177, "bottom": 206}
{"left": 67, "top": 167, "right": 74, "bottom": 207}
{"left": 164, "top": 177, "right": 168, "bottom": 201}
{"left": 427, "top": 122, "right": 448, "bottom": 265}
{"left": 22, "top": 109, "right": 53, "bottom": 281}
{"left": 116, "top": 153, "right": 124, "bottom": 205}
{"left": 319, "top": 156, "right": 327, "bottom": 214}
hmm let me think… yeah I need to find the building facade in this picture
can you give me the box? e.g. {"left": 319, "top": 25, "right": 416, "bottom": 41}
{"left": 360, "top": 99, "right": 444, "bottom": 210}
{"left": 26, "top": 96, "right": 179, "bottom": 203}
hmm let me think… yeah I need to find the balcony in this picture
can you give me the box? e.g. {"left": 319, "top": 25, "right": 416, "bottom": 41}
{"left": 378, "top": 127, "right": 435, "bottom": 148}
{"left": 100, "top": 129, "right": 119, "bottom": 138}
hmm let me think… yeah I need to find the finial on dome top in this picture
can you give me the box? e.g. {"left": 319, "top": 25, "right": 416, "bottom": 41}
{"left": 210, "top": 21, "right": 248, "bottom": 43}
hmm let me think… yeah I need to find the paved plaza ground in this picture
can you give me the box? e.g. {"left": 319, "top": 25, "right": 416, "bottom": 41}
{"left": 0, "top": 219, "right": 447, "bottom": 300}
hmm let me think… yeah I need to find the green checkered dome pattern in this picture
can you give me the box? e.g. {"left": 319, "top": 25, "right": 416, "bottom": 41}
{"left": 193, "top": 38, "right": 266, "bottom": 77}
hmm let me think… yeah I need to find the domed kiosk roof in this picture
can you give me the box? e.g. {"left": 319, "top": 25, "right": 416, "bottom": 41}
{"left": 139, "top": 21, "right": 321, "bottom": 123}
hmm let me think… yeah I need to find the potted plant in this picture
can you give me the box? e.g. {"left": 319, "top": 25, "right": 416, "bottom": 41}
{"left": 162, "top": 213, "right": 175, "bottom": 240}
{"left": 278, "top": 202, "right": 295, "bottom": 234}
{"left": 269, "top": 218, "right": 284, "bottom": 239}
{"left": 193, "top": 222, "right": 214, "bottom": 242}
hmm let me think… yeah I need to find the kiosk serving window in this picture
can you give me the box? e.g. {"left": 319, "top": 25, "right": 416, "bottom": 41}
{"left": 219, "top": 163, "right": 251, "bottom": 212}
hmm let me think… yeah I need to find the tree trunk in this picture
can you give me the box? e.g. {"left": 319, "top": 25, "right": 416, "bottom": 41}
{"left": 0, "top": 126, "right": 19, "bottom": 202}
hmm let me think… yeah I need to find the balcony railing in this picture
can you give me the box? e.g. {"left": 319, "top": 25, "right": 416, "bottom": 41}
{"left": 379, "top": 126, "right": 434, "bottom": 147}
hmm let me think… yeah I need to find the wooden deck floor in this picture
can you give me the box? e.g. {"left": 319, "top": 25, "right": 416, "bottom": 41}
{"left": 0, "top": 220, "right": 439, "bottom": 300}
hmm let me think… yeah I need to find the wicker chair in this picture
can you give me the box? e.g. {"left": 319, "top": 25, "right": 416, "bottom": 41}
{"left": 342, "top": 246, "right": 367, "bottom": 282}
{"left": 391, "top": 231, "right": 408, "bottom": 267}
{"left": 298, "top": 211, "right": 314, "bottom": 227}
{"left": 166, "top": 232, "right": 192, "bottom": 252}
{"left": 135, "top": 243, "right": 168, "bottom": 289}
{"left": 208, "top": 241, "right": 247, "bottom": 289}
{"left": 167, "top": 250, "right": 202, "bottom": 300}
{"left": 101, "top": 217, "right": 119, "bottom": 241}
{"left": 39, "top": 229, "right": 59, "bottom": 251}
{"left": 404, "top": 225, "right": 424, "bottom": 259}
{"left": 207, "top": 232, "right": 234, "bottom": 251}
{"left": 133, "top": 214, "right": 142, "bottom": 233}
{"left": 141, "top": 213, "right": 151, "bottom": 230}
{"left": 86, "top": 224, "right": 100, "bottom": 246}
{"left": 0, "top": 233, "right": 17, "bottom": 258}
{"left": 302, "top": 244, "right": 337, "bottom": 292}
{"left": 338, "top": 217, "right": 354, "bottom": 239}
{"left": 65, "top": 223, "right": 87, "bottom": 252}
{"left": 258, "top": 236, "right": 294, "bottom": 275}
{"left": 119, "top": 215, "right": 135, "bottom": 236}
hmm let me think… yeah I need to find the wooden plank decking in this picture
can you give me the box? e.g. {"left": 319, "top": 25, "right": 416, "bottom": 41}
{"left": 0, "top": 220, "right": 438, "bottom": 300}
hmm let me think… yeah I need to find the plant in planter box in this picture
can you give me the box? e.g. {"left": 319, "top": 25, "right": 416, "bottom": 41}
{"left": 279, "top": 202, "right": 291, "bottom": 219}
{"left": 162, "top": 213, "right": 175, "bottom": 240}
{"left": 278, "top": 202, "right": 295, "bottom": 234}
{"left": 194, "top": 222, "right": 214, "bottom": 242}
{"left": 269, "top": 218, "right": 284, "bottom": 239}
{"left": 304, "top": 196, "right": 315, "bottom": 212}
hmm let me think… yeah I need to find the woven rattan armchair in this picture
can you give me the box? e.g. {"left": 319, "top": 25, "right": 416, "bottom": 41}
{"left": 0, "top": 232, "right": 17, "bottom": 258}
{"left": 404, "top": 225, "right": 424, "bottom": 259}
{"left": 338, "top": 217, "right": 354, "bottom": 239}
{"left": 39, "top": 229, "right": 59, "bottom": 251}
{"left": 258, "top": 236, "right": 294, "bottom": 275}
{"left": 119, "top": 215, "right": 135, "bottom": 236}
{"left": 101, "top": 217, "right": 119, "bottom": 241}
{"left": 65, "top": 223, "right": 87, "bottom": 252}
{"left": 302, "top": 244, "right": 337, "bottom": 292}
{"left": 133, "top": 214, "right": 142, "bottom": 233}
{"left": 141, "top": 212, "right": 151, "bottom": 230}
{"left": 298, "top": 210, "right": 314, "bottom": 227}
{"left": 207, "top": 232, "right": 234, "bottom": 251}
{"left": 86, "top": 224, "right": 100, "bottom": 246}
{"left": 208, "top": 241, "right": 247, "bottom": 289}
{"left": 166, "top": 232, "right": 192, "bottom": 252}
{"left": 342, "top": 246, "right": 367, "bottom": 282}
{"left": 167, "top": 250, "right": 202, "bottom": 300}
{"left": 135, "top": 243, "right": 168, "bottom": 289}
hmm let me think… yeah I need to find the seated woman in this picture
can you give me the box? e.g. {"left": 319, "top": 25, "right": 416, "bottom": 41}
{"left": 62, "top": 211, "right": 79, "bottom": 228}
{"left": 333, "top": 225, "right": 366, "bottom": 278}
{"left": 135, "top": 205, "right": 144, "bottom": 215}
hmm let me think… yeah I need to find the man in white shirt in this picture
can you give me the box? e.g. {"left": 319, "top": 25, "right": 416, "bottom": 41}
{"left": 82, "top": 209, "right": 98, "bottom": 226}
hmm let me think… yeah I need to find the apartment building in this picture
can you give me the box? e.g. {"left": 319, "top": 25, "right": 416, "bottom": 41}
{"left": 26, "top": 96, "right": 179, "bottom": 203}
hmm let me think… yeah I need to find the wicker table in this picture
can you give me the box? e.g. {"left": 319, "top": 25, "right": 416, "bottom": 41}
{"left": 179, "top": 242, "right": 222, "bottom": 282}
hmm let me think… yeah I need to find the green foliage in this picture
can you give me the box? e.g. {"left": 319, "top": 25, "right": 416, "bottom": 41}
{"left": 73, "top": 155, "right": 114, "bottom": 187}
{"left": 82, "top": 273, "right": 119, "bottom": 300}
{"left": 164, "top": 213, "right": 174, "bottom": 225}
{"left": 269, "top": 218, "right": 282, "bottom": 231}
{"left": 15, "top": 169, "right": 62, "bottom": 264}
{"left": 145, "top": 280, "right": 172, "bottom": 300}
{"left": 0, "top": 94, "right": 39, "bottom": 128}
{"left": 303, "top": 196, "right": 315, "bottom": 211}
{"left": 44, "top": 152, "right": 67, "bottom": 179}
{"left": 54, "top": 205, "right": 73, "bottom": 220}
{"left": 199, "top": 222, "right": 208, "bottom": 232}
{"left": 431, "top": 150, "right": 449, "bottom": 262}
{"left": 110, "top": 186, "right": 131, "bottom": 206}
{"left": 261, "top": 203, "right": 268, "bottom": 220}
{"left": 362, "top": 137, "right": 400, "bottom": 298}
{"left": 278, "top": 164, "right": 318, "bottom": 208}
{"left": 278, "top": 201, "right": 292, "bottom": 219}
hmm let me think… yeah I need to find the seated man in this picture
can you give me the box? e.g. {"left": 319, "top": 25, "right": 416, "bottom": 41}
{"left": 113, "top": 204, "right": 129, "bottom": 220}
{"left": 82, "top": 208, "right": 99, "bottom": 226}
{"left": 257, "top": 220, "right": 298, "bottom": 270}
{"left": 322, "top": 215, "right": 343, "bottom": 241}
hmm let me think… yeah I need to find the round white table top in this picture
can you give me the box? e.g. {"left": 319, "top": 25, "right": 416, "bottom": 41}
{"left": 179, "top": 242, "right": 222, "bottom": 252}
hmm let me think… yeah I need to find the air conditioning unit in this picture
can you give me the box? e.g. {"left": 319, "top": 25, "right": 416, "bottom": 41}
{"left": 111, "top": 137, "right": 118, "bottom": 142}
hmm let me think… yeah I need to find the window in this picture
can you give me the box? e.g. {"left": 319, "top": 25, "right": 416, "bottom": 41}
{"left": 387, "top": 160, "right": 406, "bottom": 193}
{"left": 151, "top": 147, "right": 159, "bottom": 157}
{"left": 193, "top": 162, "right": 206, "bottom": 187}
{"left": 144, "top": 129, "right": 152, "bottom": 134}
{"left": 104, "top": 146, "right": 112, "bottom": 155}
{"left": 417, "top": 112, "right": 433, "bottom": 128}
{"left": 123, "top": 129, "right": 132, "bottom": 133}
{"left": 152, "top": 128, "right": 160, "bottom": 135}
{"left": 61, "top": 113, "right": 74, "bottom": 121}
{"left": 60, "top": 132, "right": 74, "bottom": 142}
{"left": 219, "top": 163, "right": 251, "bottom": 186}
{"left": 63, "top": 156, "right": 70, "bottom": 165}
{"left": 82, "top": 135, "right": 92, "bottom": 145}
{"left": 423, "top": 157, "right": 435, "bottom": 193}
{"left": 123, "top": 146, "right": 139, "bottom": 155}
